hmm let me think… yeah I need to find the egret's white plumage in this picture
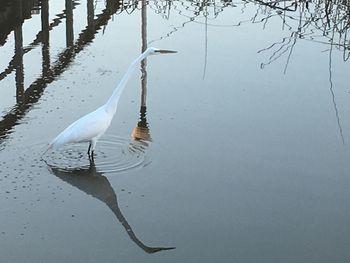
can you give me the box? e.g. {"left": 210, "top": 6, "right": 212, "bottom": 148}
{"left": 43, "top": 47, "right": 176, "bottom": 157}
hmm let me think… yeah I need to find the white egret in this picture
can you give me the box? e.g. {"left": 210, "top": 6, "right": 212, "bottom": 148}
{"left": 43, "top": 47, "right": 176, "bottom": 157}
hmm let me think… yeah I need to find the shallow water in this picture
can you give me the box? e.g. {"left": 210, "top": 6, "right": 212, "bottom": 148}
{"left": 1, "top": 0, "right": 350, "bottom": 262}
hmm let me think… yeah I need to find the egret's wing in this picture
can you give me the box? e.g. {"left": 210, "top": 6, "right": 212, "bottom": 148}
{"left": 50, "top": 107, "right": 111, "bottom": 147}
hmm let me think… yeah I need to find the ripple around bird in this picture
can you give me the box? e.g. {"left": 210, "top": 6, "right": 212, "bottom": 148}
{"left": 17, "top": 134, "right": 148, "bottom": 174}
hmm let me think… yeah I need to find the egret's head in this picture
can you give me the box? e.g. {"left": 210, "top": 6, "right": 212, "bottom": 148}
{"left": 147, "top": 47, "right": 177, "bottom": 55}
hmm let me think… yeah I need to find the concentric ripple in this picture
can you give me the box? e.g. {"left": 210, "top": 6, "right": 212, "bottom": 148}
{"left": 40, "top": 135, "right": 148, "bottom": 174}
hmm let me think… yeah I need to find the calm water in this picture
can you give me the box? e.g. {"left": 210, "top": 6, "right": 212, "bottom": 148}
{"left": 1, "top": 0, "right": 350, "bottom": 262}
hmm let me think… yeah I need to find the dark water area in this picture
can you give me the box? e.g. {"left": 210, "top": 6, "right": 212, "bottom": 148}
{"left": 1, "top": 0, "right": 350, "bottom": 262}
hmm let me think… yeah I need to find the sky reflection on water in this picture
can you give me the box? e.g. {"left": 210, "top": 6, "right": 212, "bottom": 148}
{"left": 1, "top": 0, "right": 350, "bottom": 262}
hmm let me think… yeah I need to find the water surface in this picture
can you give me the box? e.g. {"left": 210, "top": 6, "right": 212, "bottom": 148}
{"left": 1, "top": 0, "right": 350, "bottom": 262}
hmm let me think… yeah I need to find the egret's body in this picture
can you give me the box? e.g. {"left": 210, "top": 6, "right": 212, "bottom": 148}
{"left": 44, "top": 47, "right": 176, "bottom": 157}
{"left": 50, "top": 106, "right": 110, "bottom": 150}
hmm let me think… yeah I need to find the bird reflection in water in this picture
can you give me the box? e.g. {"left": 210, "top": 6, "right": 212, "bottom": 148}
{"left": 47, "top": 159, "right": 175, "bottom": 254}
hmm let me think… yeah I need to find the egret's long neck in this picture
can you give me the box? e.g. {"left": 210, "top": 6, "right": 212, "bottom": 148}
{"left": 104, "top": 50, "right": 150, "bottom": 115}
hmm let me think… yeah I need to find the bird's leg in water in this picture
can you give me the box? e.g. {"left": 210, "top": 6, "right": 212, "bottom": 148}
{"left": 90, "top": 139, "right": 97, "bottom": 159}
{"left": 88, "top": 143, "right": 95, "bottom": 161}
{"left": 88, "top": 154, "right": 95, "bottom": 166}
{"left": 88, "top": 140, "right": 96, "bottom": 161}
{"left": 87, "top": 142, "right": 92, "bottom": 156}
{"left": 88, "top": 151, "right": 95, "bottom": 162}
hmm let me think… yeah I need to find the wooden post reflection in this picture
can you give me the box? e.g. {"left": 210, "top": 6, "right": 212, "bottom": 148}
{"left": 41, "top": 0, "right": 50, "bottom": 75}
{"left": 65, "top": 0, "right": 74, "bottom": 46}
{"left": 14, "top": 0, "right": 24, "bottom": 103}
{"left": 132, "top": 0, "right": 151, "bottom": 142}
{"left": 0, "top": 0, "right": 123, "bottom": 144}
{"left": 141, "top": 0, "right": 147, "bottom": 107}
{"left": 87, "top": 0, "right": 94, "bottom": 30}
{"left": 15, "top": 0, "right": 23, "bottom": 20}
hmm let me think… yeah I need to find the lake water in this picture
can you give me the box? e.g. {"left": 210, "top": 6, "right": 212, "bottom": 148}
{"left": 1, "top": 0, "right": 350, "bottom": 262}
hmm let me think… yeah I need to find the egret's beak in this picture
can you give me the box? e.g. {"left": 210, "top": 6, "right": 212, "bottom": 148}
{"left": 156, "top": 49, "right": 177, "bottom": 54}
